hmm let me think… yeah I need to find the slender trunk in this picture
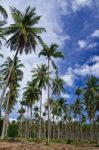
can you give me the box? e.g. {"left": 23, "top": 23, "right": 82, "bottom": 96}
{"left": 30, "top": 106, "right": 32, "bottom": 139}
{"left": 0, "top": 49, "right": 19, "bottom": 117}
{"left": 26, "top": 106, "right": 29, "bottom": 139}
{"left": 1, "top": 92, "right": 10, "bottom": 140}
{"left": 5, "top": 114, "right": 9, "bottom": 138}
{"left": 79, "top": 115, "right": 83, "bottom": 141}
{"left": 57, "top": 95, "right": 60, "bottom": 140}
{"left": 57, "top": 116, "right": 60, "bottom": 139}
{"left": 52, "top": 115, "right": 55, "bottom": 139}
{"left": 61, "top": 116, "right": 64, "bottom": 140}
{"left": 20, "top": 115, "right": 22, "bottom": 137}
{"left": 18, "top": 121, "right": 20, "bottom": 137}
{"left": 90, "top": 119, "right": 93, "bottom": 141}
{"left": 39, "top": 88, "right": 42, "bottom": 139}
{"left": 43, "top": 118, "right": 46, "bottom": 139}
{"left": 47, "top": 57, "right": 50, "bottom": 144}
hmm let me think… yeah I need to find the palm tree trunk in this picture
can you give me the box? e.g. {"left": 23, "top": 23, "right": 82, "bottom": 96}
{"left": 1, "top": 92, "right": 10, "bottom": 139}
{"left": 47, "top": 57, "right": 50, "bottom": 144}
{"left": 20, "top": 115, "right": 22, "bottom": 137}
{"left": 30, "top": 106, "right": 32, "bottom": 139}
{"left": 90, "top": 119, "right": 93, "bottom": 141}
{"left": 52, "top": 115, "right": 55, "bottom": 139}
{"left": 39, "top": 88, "right": 42, "bottom": 139}
{"left": 43, "top": 119, "right": 46, "bottom": 139}
{"left": 56, "top": 96, "right": 60, "bottom": 140}
{"left": 0, "top": 48, "right": 19, "bottom": 117}
{"left": 5, "top": 114, "right": 9, "bottom": 137}
{"left": 57, "top": 116, "right": 60, "bottom": 139}
{"left": 26, "top": 106, "right": 29, "bottom": 139}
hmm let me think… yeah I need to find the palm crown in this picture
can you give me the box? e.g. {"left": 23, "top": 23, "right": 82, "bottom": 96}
{"left": 4, "top": 6, "right": 46, "bottom": 54}
{"left": 32, "top": 64, "right": 48, "bottom": 90}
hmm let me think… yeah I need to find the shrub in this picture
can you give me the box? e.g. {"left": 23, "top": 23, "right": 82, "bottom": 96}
{"left": 67, "top": 139, "right": 72, "bottom": 144}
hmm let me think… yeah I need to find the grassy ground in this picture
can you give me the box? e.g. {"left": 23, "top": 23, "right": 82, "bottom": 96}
{"left": 0, "top": 139, "right": 99, "bottom": 150}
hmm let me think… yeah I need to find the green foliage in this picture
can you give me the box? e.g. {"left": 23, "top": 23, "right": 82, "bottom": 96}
{"left": 8, "top": 121, "right": 18, "bottom": 137}
{"left": 4, "top": 6, "right": 45, "bottom": 54}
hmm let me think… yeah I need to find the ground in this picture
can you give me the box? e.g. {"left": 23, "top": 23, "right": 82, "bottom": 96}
{"left": 0, "top": 141, "right": 99, "bottom": 150}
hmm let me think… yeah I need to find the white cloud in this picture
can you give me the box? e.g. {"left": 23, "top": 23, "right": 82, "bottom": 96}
{"left": 74, "top": 0, "right": 91, "bottom": 6}
{"left": 61, "top": 56, "right": 99, "bottom": 87}
{"left": 91, "top": 29, "right": 99, "bottom": 37}
{"left": 61, "top": 68, "right": 76, "bottom": 87}
{"left": 91, "top": 56, "right": 99, "bottom": 63}
{"left": 78, "top": 40, "right": 97, "bottom": 50}
{"left": 61, "top": 93, "right": 70, "bottom": 99}
{"left": 73, "top": 56, "right": 99, "bottom": 77}
{"left": 78, "top": 40, "right": 87, "bottom": 49}
{"left": 57, "top": 0, "right": 94, "bottom": 15}
{"left": 73, "top": 64, "right": 91, "bottom": 76}
{"left": 87, "top": 42, "right": 97, "bottom": 49}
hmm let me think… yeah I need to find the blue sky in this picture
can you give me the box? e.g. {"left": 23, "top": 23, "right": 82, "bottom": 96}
{"left": 0, "top": 0, "right": 99, "bottom": 120}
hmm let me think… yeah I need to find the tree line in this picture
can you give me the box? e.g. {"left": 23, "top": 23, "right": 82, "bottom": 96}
{"left": 0, "top": 3, "right": 99, "bottom": 144}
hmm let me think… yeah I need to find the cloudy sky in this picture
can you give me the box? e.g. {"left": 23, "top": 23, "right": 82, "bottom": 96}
{"left": 0, "top": 0, "right": 99, "bottom": 119}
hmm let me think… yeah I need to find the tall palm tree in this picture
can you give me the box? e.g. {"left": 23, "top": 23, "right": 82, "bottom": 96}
{"left": 0, "top": 6, "right": 45, "bottom": 110}
{"left": 1, "top": 57, "right": 24, "bottom": 139}
{"left": 32, "top": 64, "right": 48, "bottom": 139}
{"left": 39, "top": 43, "right": 64, "bottom": 144}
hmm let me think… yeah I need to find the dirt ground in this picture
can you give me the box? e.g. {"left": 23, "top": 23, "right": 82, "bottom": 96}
{"left": 0, "top": 141, "right": 99, "bottom": 150}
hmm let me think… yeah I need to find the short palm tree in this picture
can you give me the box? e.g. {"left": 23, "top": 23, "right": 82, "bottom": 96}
{"left": 0, "top": 6, "right": 45, "bottom": 109}
{"left": 32, "top": 64, "right": 48, "bottom": 139}
{"left": 39, "top": 43, "right": 64, "bottom": 144}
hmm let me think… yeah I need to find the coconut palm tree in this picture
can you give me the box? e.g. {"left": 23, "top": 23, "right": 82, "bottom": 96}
{"left": 1, "top": 57, "right": 24, "bottom": 139}
{"left": 39, "top": 43, "right": 64, "bottom": 144}
{"left": 52, "top": 76, "right": 65, "bottom": 97}
{"left": 0, "top": 6, "right": 46, "bottom": 110}
{"left": 32, "top": 64, "right": 48, "bottom": 139}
